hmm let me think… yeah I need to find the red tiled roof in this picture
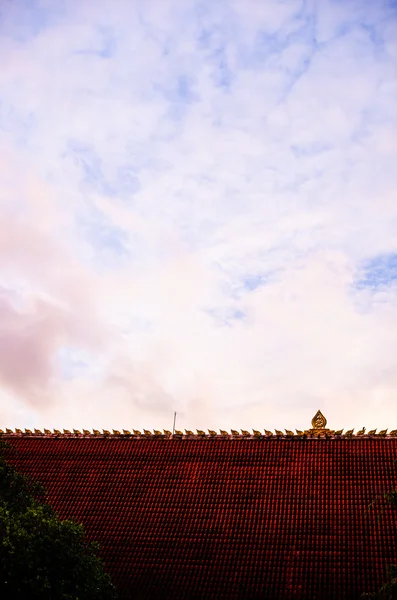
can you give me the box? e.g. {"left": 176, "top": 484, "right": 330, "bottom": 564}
{"left": 3, "top": 432, "right": 397, "bottom": 600}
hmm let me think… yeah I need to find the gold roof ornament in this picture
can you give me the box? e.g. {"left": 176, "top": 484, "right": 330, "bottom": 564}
{"left": 44, "top": 429, "right": 51, "bottom": 435}
{"left": 122, "top": 429, "right": 131, "bottom": 435}
{"left": 285, "top": 430, "right": 294, "bottom": 437}
{"left": 208, "top": 430, "right": 217, "bottom": 436}
{"left": 185, "top": 429, "right": 194, "bottom": 436}
{"left": 253, "top": 429, "right": 262, "bottom": 436}
{"left": 174, "top": 430, "right": 183, "bottom": 435}
{"left": 113, "top": 429, "right": 121, "bottom": 435}
{"left": 133, "top": 430, "right": 141, "bottom": 436}
{"left": 357, "top": 427, "right": 366, "bottom": 436}
{"left": 93, "top": 429, "right": 101, "bottom": 435}
{"left": 15, "top": 428, "right": 22, "bottom": 434}
{"left": 53, "top": 429, "right": 61, "bottom": 435}
{"left": 378, "top": 429, "right": 388, "bottom": 436}
{"left": 275, "top": 430, "right": 283, "bottom": 436}
{"left": 73, "top": 429, "right": 81, "bottom": 435}
{"left": 307, "top": 410, "right": 333, "bottom": 435}
{"left": 389, "top": 430, "right": 397, "bottom": 436}
{"left": 220, "top": 429, "right": 229, "bottom": 435}
{"left": 241, "top": 430, "right": 250, "bottom": 436}
{"left": 196, "top": 430, "right": 206, "bottom": 436}
{"left": 103, "top": 430, "right": 111, "bottom": 435}
{"left": 83, "top": 429, "right": 91, "bottom": 435}
{"left": 231, "top": 429, "right": 239, "bottom": 435}
{"left": 368, "top": 429, "right": 377, "bottom": 435}
{"left": 264, "top": 430, "right": 273, "bottom": 437}
{"left": 163, "top": 430, "right": 172, "bottom": 436}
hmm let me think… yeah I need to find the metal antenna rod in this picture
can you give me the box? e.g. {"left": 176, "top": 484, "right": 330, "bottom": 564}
{"left": 172, "top": 411, "right": 177, "bottom": 435}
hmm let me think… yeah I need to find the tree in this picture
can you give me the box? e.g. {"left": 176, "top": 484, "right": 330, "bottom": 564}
{"left": 0, "top": 440, "right": 118, "bottom": 600}
{"left": 362, "top": 460, "right": 397, "bottom": 600}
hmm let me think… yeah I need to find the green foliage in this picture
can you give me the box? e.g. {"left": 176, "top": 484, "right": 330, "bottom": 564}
{"left": 0, "top": 440, "right": 118, "bottom": 600}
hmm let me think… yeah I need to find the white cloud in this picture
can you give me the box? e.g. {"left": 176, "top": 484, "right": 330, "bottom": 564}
{"left": 0, "top": 0, "right": 396, "bottom": 433}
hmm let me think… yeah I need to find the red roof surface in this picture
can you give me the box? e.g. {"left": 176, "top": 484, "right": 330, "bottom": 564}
{"left": 3, "top": 433, "right": 397, "bottom": 600}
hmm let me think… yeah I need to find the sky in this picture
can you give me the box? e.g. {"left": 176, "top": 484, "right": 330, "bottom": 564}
{"left": 0, "top": 0, "right": 396, "bottom": 433}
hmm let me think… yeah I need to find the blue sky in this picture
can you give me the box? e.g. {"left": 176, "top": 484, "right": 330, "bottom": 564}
{"left": 0, "top": 0, "right": 396, "bottom": 432}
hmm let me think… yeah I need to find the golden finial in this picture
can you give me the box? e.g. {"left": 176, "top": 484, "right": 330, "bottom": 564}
{"left": 44, "top": 429, "right": 51, "bottom": 435}
{"left": 264, "top": 430, "right": 273, "bottom": 436}
{"left": 73, "top": 429, "right": 81, "bottom": 435}
{"left": 63, "top": 429, "right": 71, "bottom": 435}
{"left": 196, "top": 430, "right": 206, "bottom": 436}
{"left": 296, "top": 429, "right": 304, "bottom": 436}
{"left": 185, "top": 429, "right": 194, "bottom": 435}
{"left": 345, "top": 429, "right": 354, "bottom": 436}
{"left": 378, "top": 429, "right": 388, "bottom": 436}
{"left": 208, "top": 430, "right": 217, "bottom": 436}
{"left": 153, "top": 430, "right": 162, "bottom": 435}
{"left": 34, "top": 429, "right": 42, "bottom": 435}
{"left": 15, "top": 428, "right": 22, "bottom": 434}
{"left": 102, "top": 429, "right": 110, "bottom": 435}
{"left": 335, "top": 429, "right": 343, "bottom": 435}
{"left": 311, "top": 410, "right": 327, "bottom": 430}
{"left": 368, "top": 429, "right": 377, "bottom": 435}
{"left": 241, "top": 430, "right": 250, "bottom": 436}
{"left": 389, "top": 430, "right": 397, "bottom": 436}
{"left": 6, "top": 428, "right": 13, "bottom": 434}
{"left": 163, "top": 430, "right": 172, "bottom": 436}
{"left": 122, "top": 429, "right": 131, "bottom": 435}
{"left": 93, "top": 429, "right": 101, "bottom": 435}
{"left": 253, "top": 429, "right": 262, "bottom": 436}
{"left": 25, "top": 429, "right": 33, "bottom": 434}
{"left": 143, "top": 429, "right": 152, "bottom": 436}
{"left": 83, "top": 429, "right": 91, "bottom": 435}
{"left": 275, "top": 429, "right": 283, "bottom": 436}
{"left": 112, "top": 429, "right": 121, "bottom": 435}
{"left": 53, "top": 429, "right": 61, "bottom": 435}
{"left": 174, "top": 430, "right": 183, "bottom": 435}
{"left": 231, "top": 429, "right": 239, "bottom": 435}
{"left": 0, "top": 430, "right": 4, "bottom": 434}
{"left": 285, "top": 430, "right": 294, "bottom": 436}
{"left": 220, "top": 429, "right": 229, "bottom": 435}
{"left": 357, "top": 427, "right": 366, "bottom": 436}
{"left": 133, "top": 429, "right": 141, "bottom": 435}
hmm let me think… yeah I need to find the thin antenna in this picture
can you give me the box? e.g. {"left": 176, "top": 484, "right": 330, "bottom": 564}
{"left": 172, "top": 411, "right": 177, "bottom": 435}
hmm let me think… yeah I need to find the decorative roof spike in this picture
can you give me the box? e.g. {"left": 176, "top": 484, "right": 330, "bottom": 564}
{"left": 241, "top": 430, "right": 251, "bottom": 436}
{"left": 311, "top": 410, "right": 327, "bottom": 430}
{"left": 296, "top": 429, "right": 304, "bottom": 436}
{"left": 15, "top": 428, "right": 23, "bottom": 434}
{"left": 122, "top": 429, "right": 131, "bottom": 435}
{"left": 185, "top": 429, "right": 194, "bottom": 436}
{"left": 378, "top": 429, "right": 388, "bottom": 436}
{"left": 143, "top": 429, "right": 152, "bottom": 436}
{"left": 25, "top": 429, "right": 33, "bottom": 434}
{"left": 264, "top": 430, "right": 273, "bottom": 437}
{"left": 335, "top": 429, "right": 344, "bottom": 435}
{"left": 220, "top": 429, "right": 229, "bottom": 435}
{"left": 208, "top": 430, "right": 217, "bottom": 436}
{"left": 231, "top": 429, "right": 239, "bottom": 436}
{"left": 285, "top": 430, "right": 294, "bottom": 436}
{"left": 63, "top": 429, "right": 71, "bottom": 435}
{"left": 253, "top": 429, "right": 262, "bottom": 436}
{"left": 368, "top": 429, "right": 377, "bottom": 435}
{"left": 113, "top": 429, "right": 121, "bottom": 435}
{"left": 163, "top": 430, "right": 172, "bottom": 436}
{"left": 93, "top": 429, "right": 101, "bottom": 435}
{"left": 196, "top": 430, "right": 206, "bottom": 436}
{"left": 133, "top": 430, "right": 141, "bottom": 436}
{"left": 6, "top": 428, "right": 13, "bottom": 434}
{"left": 103, "top": 430, "right": 111, "bottom": 435}
{"left": 345, "top": 429, "right": 354, "bottom": 436}
{"left": 153, "top": 430, "right": 162, "bottom": 436}
{"left": 44, "top": 429, "right": 51, "bottom": 435}
{"left": 34, "top": 429, "right": 42, "bottom": 435}
{"left": 53, "top": 429, "right": 61, "bottom": 435}
{"left": 174, "top": 430, "right": 183, "bottom": 435}
{"left": 83, "top": 429, "right": 91, "bottom": 435}
{"left": 275, "top": 430, "right": 284, "bottom": 436}
{"left": 0, "top": 429, "right": 4, "bottom": 434}
{"left": 389, "top": 430, "right": 397, "bottom": 436}
{"left": 73, "top": 429, "right": 81, "bottom": 435}
{"left": 357, "top": 427, "right": 366, "bottom": 436}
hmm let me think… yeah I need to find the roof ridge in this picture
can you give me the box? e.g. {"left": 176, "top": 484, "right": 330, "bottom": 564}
{"left": 1, "top": 427, "right": 396, "bottom": 439}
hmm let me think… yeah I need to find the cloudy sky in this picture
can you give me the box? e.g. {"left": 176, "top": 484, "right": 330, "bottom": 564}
{"left": 0, "top": 0, "right": 396, "bottom": 433}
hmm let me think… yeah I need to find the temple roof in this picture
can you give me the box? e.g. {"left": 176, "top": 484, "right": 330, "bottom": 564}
{"left": 2, "top": 412, "right": 397, "bottom": 600}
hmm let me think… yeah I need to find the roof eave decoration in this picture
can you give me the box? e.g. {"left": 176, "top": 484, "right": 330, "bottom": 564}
{"left": 1, "top": 412, "right": 396, "bottom": 439}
